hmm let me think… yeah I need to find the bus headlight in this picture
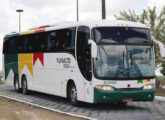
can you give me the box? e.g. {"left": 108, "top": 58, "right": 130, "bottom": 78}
{"left": 143, "top": 84, "right": 155, "bottom": 90}
{"left": 95, "top": 85, "right": 114, "bottom": 91}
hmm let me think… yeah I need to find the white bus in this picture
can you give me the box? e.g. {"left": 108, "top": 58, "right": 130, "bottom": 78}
{"left": 3, "top": 20, "right": 155, "bottom": 106}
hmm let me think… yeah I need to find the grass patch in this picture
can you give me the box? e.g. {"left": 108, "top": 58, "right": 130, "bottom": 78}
{"left": 156, "top": 76, "right": 165, "bottom": 81}
{"left": 0, "top": 80, "right": 4, "bottom": 85}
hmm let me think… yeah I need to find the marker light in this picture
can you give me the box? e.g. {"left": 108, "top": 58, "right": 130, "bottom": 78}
{"left": 96, "top": 85, "right": 114, "bottom": 91}
{"left": 143, "top": 84, "right": 155, "bottom": 90}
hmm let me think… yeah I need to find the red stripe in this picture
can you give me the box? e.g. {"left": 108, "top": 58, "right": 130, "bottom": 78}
{"left": 35, "top": 29, "right": 45, "bottom": 33}
{"left": 33, "top": 53, "right": 44, "bottom": 66}
{"left": 39, "top": 25, "right": 50, "bottom": 28}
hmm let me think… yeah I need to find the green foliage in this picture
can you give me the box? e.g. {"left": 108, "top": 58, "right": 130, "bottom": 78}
{"left": 0, "top": 70, "right": 4, "bottom": 85}
{"left": 156, "top": 76, "right": 165, "bottom": 81}
{"left": 160, "top": 62, "right": 165, "bottom": 76}
{"left": 114, "top": 6, "right": 165, "bottom": 67}
{"left": 154, "top": 42, "right": 162, "bottom": 66}
{"left": 0, "top": 80, "right": 4, "bottom": 85}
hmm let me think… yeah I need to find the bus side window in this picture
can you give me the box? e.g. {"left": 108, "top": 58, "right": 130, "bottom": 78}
{"left": 23, "top": 36, "right": 28, "bottom": 53}
{"left": 3, "top": 39, "right": 9, "bottom": 54}
{"left": 64, "top": 28, "right": 76, "bottom": 50}
{"left": 37, "top": 33, "right": 47, "bottom": 52}
{"left": 25, "top": 35, "right": 35, "bottom": 53}
{"left": 57, "top": 30, "right": 64, "bottom": 51}
{"left": 9, "top": 38, "right": 15, "bottom": 53}
{"left": 48, "top": 31, "right": 56, "bottom": 52}
{"left": 17, "top": 37, "right": 24, "bottom": 53}
{"left": 3, "top": 37, "right": 16, "bottom": 54}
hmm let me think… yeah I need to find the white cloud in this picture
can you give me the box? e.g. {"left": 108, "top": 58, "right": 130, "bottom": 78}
{"left": 107, "top": 0, "right": 149, "bottom": 19}
{"left": 148, "top": 0, "right": 165, "bottom": 14}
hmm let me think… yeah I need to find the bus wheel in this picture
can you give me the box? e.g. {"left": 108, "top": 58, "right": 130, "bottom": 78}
{"left": 14, "top": 75, "right": 21, "bottom": 93}
{"left": 68, "top": 83, "right": 80, "bottom": 106}
{"left": 22, "top": 76, "right": 28, "bottom": 95}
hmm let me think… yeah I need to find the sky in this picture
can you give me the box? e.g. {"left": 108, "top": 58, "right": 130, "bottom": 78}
{"left": 0, "top": 0, "right": 165, "bottom": 72}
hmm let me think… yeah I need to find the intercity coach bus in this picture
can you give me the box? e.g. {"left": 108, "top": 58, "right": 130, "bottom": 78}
{"left": 3, "top": 20, "right": 155, "bottom": 106}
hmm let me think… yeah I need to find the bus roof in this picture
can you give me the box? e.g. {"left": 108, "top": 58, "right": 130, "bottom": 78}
{"left": 5, "top": 20, "right": 149, "bottom": 38}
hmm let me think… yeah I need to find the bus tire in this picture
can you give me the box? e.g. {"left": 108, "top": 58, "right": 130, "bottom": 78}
{"left": 22, "top": 75, "right": 28, "bottom": 95}
{"left": 14, "top": 75, "right": 21, "bottom": 93}
{"left": 68, "top": 83, "right": 80, "bottom": 106}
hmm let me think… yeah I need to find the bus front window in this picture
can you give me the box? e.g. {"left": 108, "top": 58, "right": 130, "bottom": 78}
{"left": 93, "top": 27, "right": 155, "bottom": 80}
{"left": 94, "top": 45, "right": 128, "bottom": 79}
{"left": 128, "top": 46, "right": 154, "bottom": 78}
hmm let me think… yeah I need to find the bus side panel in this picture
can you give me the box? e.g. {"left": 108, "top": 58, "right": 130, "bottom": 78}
{"left": 4, "top": 54, "right": 19, "bottom": 86}
{"left": 13, "top": 52, "right": 86, "bottom": 102}
{"left": 44, "top": 53, "right": 85, "bottom": 101}
{"left": 62, "top": 54, "right": 85, "bottom": 101}
{"left": 18, "top": 53, "right": 34, "bottom": 89}
{"left": 33, "top": 53, "right": 65, "bottom": 96}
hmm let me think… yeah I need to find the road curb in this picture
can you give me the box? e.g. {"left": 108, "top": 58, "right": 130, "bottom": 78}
{"left": 0, "top": 95, "right": 96, "bottom": 120}
{"left": 155, "top": 96, "right": 165, "bottom": 101}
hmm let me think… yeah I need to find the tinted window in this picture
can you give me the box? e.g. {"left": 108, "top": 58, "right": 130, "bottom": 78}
{"left": 48, "top": 27, "right": 76, "bottom": 52}
{"left": 48, "top": 31, "right": 59, "bottom": 51}
{"left": 8, "top": 38, "right": 15, "bottom": 53}
{"left": 3, "top": 37, "right": 18, "bottom": 53}
{"left": 77, "top": 26, "right": 91, "bottom": 80}
{"left": 64, "top": 28, "right": 76, "bottom": 50}
{"left": 3, "top": 27, "right": 76, "bottom": 54}
{"left": 24, "top": 35, "right": 36, "bottom": 53}
{"left": 35, "top": 33, "right": 47, "bottom": 52}
{"left": 93, "top": 27, "right": 151, "bottom": 44}
{"left": 3, "top": 38, "right": 9, "bottom": 53}
{"left": 17, "top": 37, "right": 24, "bottom": 53}
{"left": 77, "top": 27, "right": 90, "bottom": 48}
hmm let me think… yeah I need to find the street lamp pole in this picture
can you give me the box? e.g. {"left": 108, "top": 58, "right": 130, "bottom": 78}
{"left": 16, "top": 9, "right": 23, "bottom": 32}
{"left": 77, "top": 0, "right": 79, "bottom": 21}
{"left": 102, "top": 0, "right": 106, "bottom": 19}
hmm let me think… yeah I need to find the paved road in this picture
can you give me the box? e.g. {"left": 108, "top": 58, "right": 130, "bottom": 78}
{"left": 0, "top": 84, "right": 165, "bottom": 120}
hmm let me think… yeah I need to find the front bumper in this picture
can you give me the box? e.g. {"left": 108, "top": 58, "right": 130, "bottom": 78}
{"left": 94, "top": 88, "right": 155, "bottom": 103}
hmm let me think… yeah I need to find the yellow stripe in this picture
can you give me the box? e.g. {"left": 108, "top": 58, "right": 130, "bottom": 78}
{"left": 143, "top": 79, "right": 148, "bottom": 83}
{"left": 28, "top": 27, "right": 39, "bottom": 30}
{"left": 20, "top": 30, "right": 34, "bottom": 35}
{"left": 19, "top": 54, "right": 33, "bottom": 76}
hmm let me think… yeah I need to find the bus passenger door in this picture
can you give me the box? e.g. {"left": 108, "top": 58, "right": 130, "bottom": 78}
{"left": 77, "top": 26, "right": 92, "bottom": 102}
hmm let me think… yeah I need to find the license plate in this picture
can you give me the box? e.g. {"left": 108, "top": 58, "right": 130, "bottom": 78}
{"left": 122, "top": 98, "right": 133, "bottom": 102}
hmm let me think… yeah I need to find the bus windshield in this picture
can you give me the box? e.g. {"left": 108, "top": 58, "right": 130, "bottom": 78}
{"left": 93, "top": 27, "right": 155, "bottom": 80}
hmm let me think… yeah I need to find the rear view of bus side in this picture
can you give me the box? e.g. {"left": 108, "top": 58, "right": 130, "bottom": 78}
{"left": 3, "top": 20, "right": 156, "bottom": 106}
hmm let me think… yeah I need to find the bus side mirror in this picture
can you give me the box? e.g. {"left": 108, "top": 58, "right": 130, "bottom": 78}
{"left": 153, "top": 39, "right": 165, "bottom": 58}
{"left": 88, "top": 39, "right": 97, "bottom": 58}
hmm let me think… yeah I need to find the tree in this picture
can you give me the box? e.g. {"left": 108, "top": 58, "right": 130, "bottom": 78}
{"left": 0, "top": 70, "right": 3, "bottom": 84}
{"left": 161, "top": 62, "right": 165, "bottom": 76}
{"left": 114, "top": 6, "right": 165, "bottom": 67}
{"left": 0, "top": 71, "right": 3, "bottom": 81}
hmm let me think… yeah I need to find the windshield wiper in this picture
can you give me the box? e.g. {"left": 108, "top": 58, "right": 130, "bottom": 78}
{"left": 115, "top": 52, "right": 126, "bottom": 78}
{"left": 130, "top": 52, "right": 143, "bottom": 77}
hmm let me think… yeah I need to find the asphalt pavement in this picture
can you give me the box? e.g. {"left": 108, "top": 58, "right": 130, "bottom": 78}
{"left": 0, "top": 84, "right": 165, "bottom": 120}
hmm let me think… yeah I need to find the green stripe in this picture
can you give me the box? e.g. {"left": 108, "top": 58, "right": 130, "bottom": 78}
{"left": 4, "top": 33, "right": 19, "bottom": 38}
{"left": 5, "top": 54, "right": 18, "bottom": 79}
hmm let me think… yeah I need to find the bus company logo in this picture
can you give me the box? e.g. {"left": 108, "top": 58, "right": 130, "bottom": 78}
{"left": 56, "top": 58, "right": 71, "bottom": 64}
{"left": 137, "top": 79, "right": 150, "bottom": 84}
{"left": 104, "top": 80, "right": 116, "bottom": 85}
